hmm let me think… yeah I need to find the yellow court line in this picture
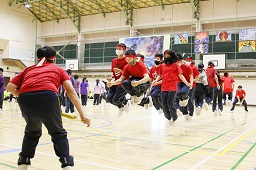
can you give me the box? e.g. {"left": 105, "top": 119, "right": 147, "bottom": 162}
{"left": 218, "top": 128, "right": 256, "bottom": 156}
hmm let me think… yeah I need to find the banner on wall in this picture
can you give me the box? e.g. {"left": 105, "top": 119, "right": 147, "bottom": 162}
{"left": 174, "top": 34, "right": 188, "bottom": 44}
{"left": 195, "top": 32, "right": 209, "bottom": 43}
{"left": 9, "top": 48, "right": 35, "bottom": 61}
{"left": 216, "top": 31, "right": 232, "bottom": 42}
{"left": 194, "top": 44, "right": 208, "bottom": 54}
{"left": 239, "top": 29, "right": 256, "bottom": 41}
{"left": 238, "top": 41, "right": 256, "bottom": 52}
{"left": 123, "top": 36, "right": 164, "bottom": 67}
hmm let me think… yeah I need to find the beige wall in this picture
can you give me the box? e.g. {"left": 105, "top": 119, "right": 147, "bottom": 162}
{"left": 0, "top": 0, "right": 36, "bottom": 77}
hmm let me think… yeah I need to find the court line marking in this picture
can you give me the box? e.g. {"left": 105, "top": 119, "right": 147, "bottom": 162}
{"left": 218, "top": 127, "right": 256, "bottom": 156}
{"left": 0, "top": 162, "right": 16, "bottom": 169}
{"left": 189, "top": 125, "right": 256, "bottom": 170}
{"left": 151, "top": 129, "right": 233, "bottom": 170}
{"left": 231, "top": 142, "right": 256, "bottom": 170}
{"left": 0, "top": 143, "right": 125, "bottom": 170}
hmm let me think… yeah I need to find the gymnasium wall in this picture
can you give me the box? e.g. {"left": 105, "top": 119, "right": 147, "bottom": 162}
{"left": 0, "top": 0, "right": 37, "bottom": 78}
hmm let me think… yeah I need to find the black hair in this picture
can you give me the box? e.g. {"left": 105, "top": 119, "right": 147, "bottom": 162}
{"left": 208, "top": 61, "right": 215, "bottom": 66}
{"left": 82, "top": 77, "right": 87, "bottom": 83}
{"left": 124, "top": 49, "right": 136, "bottom": 56}
{"left": 176, "top": 52, "right": 183, "bottom": 60}
{"left": 74, "top": 75, "right": 78, "bottom": 80}
{"left": 155, "top": 53, "right": 163, "bottom": 60}
{"left": 224, "top": 72, "right": 229, "bottom": 77}
{"left": 139, "top": 54, "right": 144, "bottom": 58}
{"left": 198, "top": 63, "right": 204, "bottom": 69}
{"left": 66, "top": 69, "right": 72, "bottom": 75}
{"left": 37, "top": 46, "right": 56, "bottom": 59}
{"left": 116, "top": 43, "right": 126, "bottom": 50}
{"left": 0, "top": 68, "right": 3, "bottom": 72}
{"left": 164, "top": 50, "right": 178, "bottom": 64}
{"left": 216, "top": 70, "right": 222, "bottom": 83}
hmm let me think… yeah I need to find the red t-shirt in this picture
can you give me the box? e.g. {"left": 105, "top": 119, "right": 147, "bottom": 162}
{"left": 159, "top": 63, "right": 182, "bottom": 92}
{"left": 223, "top": 76, "right": 235, "bottom": 93}
{"left": 191, "top": 64, "right": 199, "bottom": 88}
{"left": 236, "top": 90, "right": 246, "bottom": 98}
{"left": 122, "top": 61, "right": 149, "bottom": 79}
{"left": 111, "top": 57, "right": 127, "bottom": 80}
{"left": 149, "top": 65, "right": 161, "bottom": 86}
{"left": 10, "top": 63, "right": 70, "bottom": 94}
{"left": 206, "top": 66, "right": 217, "bottom": 88}
{"left": 179, "top": 63, "right": 193, "bottom": 83}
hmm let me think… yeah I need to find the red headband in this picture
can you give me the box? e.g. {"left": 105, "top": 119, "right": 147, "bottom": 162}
{"left": 116, "top": 45, "right": 126, "bottom": 50}
{"left": 164, "top": 52, "right": 169, "bottom": 55}
{"left": 186, "top": 57, "right": 193, "bottom": 61}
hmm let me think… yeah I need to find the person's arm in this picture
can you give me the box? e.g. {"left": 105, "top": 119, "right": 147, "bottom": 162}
{"left": 6, "top": 83, "right": 19, "bottom": 96}
{"left": 189, "top": 74, "right": 193, "bottom": 89}
{"left": 131, "top": 73, "right": 150, "bottom": 87}
{"left": 178, "top": 74, "right": 191, "bottom": 87}
{"left": 214, "top": 74, "right": 220, "bottom": 90}
{"left": 63, "top": 80, "right": 90, "bottom": 127}
{"left": 107, "top": 76, "right": 125, "bottom": 87}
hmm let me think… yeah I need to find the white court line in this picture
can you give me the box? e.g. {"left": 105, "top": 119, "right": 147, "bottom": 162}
{"left": 189, "top": 124, "right": 256, "bottom": 170}
{"left": 0, "top": 143, "right": 125, "bottom": 170}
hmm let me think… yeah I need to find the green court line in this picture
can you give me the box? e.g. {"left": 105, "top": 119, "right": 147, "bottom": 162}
{"left": 0, "top": 162, "right": 16, "bottom": 169}
{"left": 151, "top": 129, "right": 233, "bottom": 170}
{"left": 231, "top": 142, "right": 256, "bottom": 170}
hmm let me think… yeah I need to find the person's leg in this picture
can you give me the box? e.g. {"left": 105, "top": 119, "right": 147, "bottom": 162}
{"left": 84, "top": 94, "right": 88, "bottom": 106}
{"left": 151, "top": 86, "right": 162, "bottom": 110}
{"left": 65, "top": 96, "right": 70, "bottom": 113}
{"left": 218, "top": 87, "right": 223, "bottom": 112}
{"left": 107, "top": 86, "right": 116, "bottom": 105}
{"left": 161, "top": 91, "right": 171, "bottom": 120}
{"left": 187, "top": 88, "right": 195, "bottom": 116}
{"left": 93, "top": 94, "right": 97, "bottom": 105}
{"left": 122, "top": 79, "right": 135, "bottom": 96}
{"left": 9, "top": 94, "right": 13, "bottom": 102}
{"left": 167, "top": 91, "right": 178, "bottom": 121}
{"left": 40, "top": 94, "right": 74, "bottom": 168}
{"left": 230, "top": 97, "right": 238, "bottom": 111}
{"left": 206, "top": 87, "right": 214, "bottom": 104}
{"left": 132, "top": 81, "right": 150, "bottom": 97}
{"left": 223, "top": 92, "right": 227, "bottom": 104}
{"left": 228, "top": 92, "right": 233, "bottom": 101}
{"left": 81, "top": 95, "right": 85, "bottom": 105}
{"left": 242, "top": 99, "right": 248, "bottom": 112}
{"left": 212, "top": 87, "right": 217, "bottom": 112}
{"left": 112, "top": 86, "right": 126, "bottom": 108}
{"left": 0, "top": 92, "right": 3, "bottom": 109}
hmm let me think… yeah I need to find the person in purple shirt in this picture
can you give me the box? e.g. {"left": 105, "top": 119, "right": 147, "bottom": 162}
{"left": 80, "top": 77, "right": 89, "bottom": 106}
{"left": 73, "top": 75, "right": 80, "bottom": 97}
{"left": 65, "top": 69, "right": 75, "bottom": 113}
{"left": 0, "top": 68, "right": 4, "bottom": 110}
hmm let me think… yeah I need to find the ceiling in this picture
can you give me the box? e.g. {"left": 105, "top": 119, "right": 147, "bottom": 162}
{"left": 9, "top": 0, "right": 202, "bottom": 32}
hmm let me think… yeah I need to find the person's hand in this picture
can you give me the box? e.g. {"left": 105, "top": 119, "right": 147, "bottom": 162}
{"left": 107, "top": 77, "right": 112, "bottom": 82}
{"left": 131, "top": 80, "right": 139, "bottom": 87}
{"left": 217, "top": 85, "right": 220, "bottom": 90}
{"left": 107, "top": 82, "right": 113, "bottom": 88}
{"left": 152, "top": 80, "right": 157, "bottom": 86}
{"left": 113, "top": 68, "right": 122, "bottom": 73}
{"left": 81, "top": 117, "right": 90, "bottom": 127}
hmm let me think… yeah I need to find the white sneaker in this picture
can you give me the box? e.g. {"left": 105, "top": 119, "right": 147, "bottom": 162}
{"left": 144, "top": 104, "right": 149, "bottom": 109}
{"left": 118, "top": 108, "right": 125, "bottom": 117}
{"left": 148, "top": 96, "right": 153, "bottom": 107}
{"left": 130, "top": 96, "right": 136, "bottom": 104}
{"left": 245, "top": 111, "right": 249, "bottom": 114}
{"left": 177, "top": 109, "right": 182, "bottom": 117}
{"left": 134, "top": 95, "right": 144, "bottom": 104}
{"left": 202, "top": 103, "right": 208, "bottom": 111}
{"left": 214, "top": 110, "right": 217, "bottom": 117}
{"left": 218, "top": 109, "right": 222, "bottom": 116}
{"left": 184, "top": 114, "right": 189, "bottom": 121}
{"left": 124, "top": 101, "right": 130, "bottom": 113}
{"left": 195, "top": 106, "right": 201, "bottom": 116}
{"left": 172, "top": 120, "right": 176, "bottom": 127}
{"left": 17, "top": 165, "right": 29, "bottom": 170}
{"left": 187, "top": 115, "right": 192, "bottom": 122}
{"left": 63, "top": 166, "right": 74, "bottom": 170}
{"left": 230, "top": 110, "right": 234, "bottom": 113}
{"left": 158, "top": 109, "right": 163, "bottom": 115}
{"left": 125, "top": 93, "right": 131, "bottom": 100}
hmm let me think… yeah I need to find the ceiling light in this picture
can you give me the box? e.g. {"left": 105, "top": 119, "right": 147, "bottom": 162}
{"left": 25, "top": 3, "right": 30, "bottom": 8}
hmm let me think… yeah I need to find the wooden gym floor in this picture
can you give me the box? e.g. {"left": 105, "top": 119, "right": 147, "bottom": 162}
{"left": 0, "top": 99, "right": 255, "bottom": 170}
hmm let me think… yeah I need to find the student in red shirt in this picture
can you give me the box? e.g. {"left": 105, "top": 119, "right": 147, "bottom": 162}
{"left": 230, "top": 85, "right": 248, "bottom": 113}
{"left": 107, "top": 43, "right": 129, "bottom": 117}
{"left": 222, "top": 72, "right": 235, "bottom": 106}
{"left": 149, "top": 53, "right": 163, "bottom": 114}
{"left": 204, "top": 61, "right": 219, "bottom": 110}
{"left": 7, "top": 46, "right": 90, "bottom": 170}
{"left": 176, "top": 53, "right": 193, "bottom": 121}
{"left": 212, "top": 70, "right": 224, "bottom": 116}
{"left": 155, "top": 50, "right": 190, "bottom": 126}
{"left": 107, "top": 49, "right": 150, "bottom": 106}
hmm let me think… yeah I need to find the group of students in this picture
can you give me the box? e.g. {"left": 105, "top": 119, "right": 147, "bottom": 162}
{"left": 106, "top": 43, "right": 249, "bottom": 125}
{"left": 5, "top": 44, "right": 249, "bottom": 170}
